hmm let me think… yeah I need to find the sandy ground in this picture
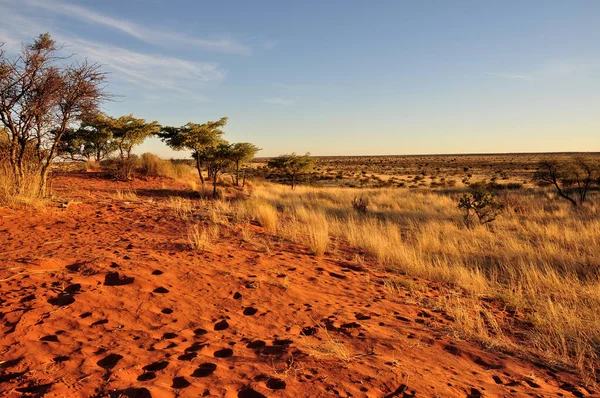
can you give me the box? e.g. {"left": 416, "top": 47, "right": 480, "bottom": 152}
{"left": 0, "top": 173, "right": 594, "bottom": 397}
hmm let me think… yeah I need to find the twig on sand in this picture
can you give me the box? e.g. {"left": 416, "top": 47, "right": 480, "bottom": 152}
{"left": 43, "top": 240, "right": 63, "bottom": 245}
{"left": 0, "top": 269, "right": 59, "bottom": 282}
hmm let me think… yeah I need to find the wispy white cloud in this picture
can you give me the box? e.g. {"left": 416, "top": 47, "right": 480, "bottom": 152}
{"left": 0, "top": 5, "right": 225, "bottom": 98}
{"left": 22, "top": 0, "right": 252, "bottom": 55}
{"left": 265, "top": 97, "right": 296, "bottom": 105}
{"left": 70, "top": 37, "right": 225, "bottom": 90}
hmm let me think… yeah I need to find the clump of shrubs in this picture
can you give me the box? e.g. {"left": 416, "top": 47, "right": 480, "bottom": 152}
{"left": 458, "top": 182, "right": 504, "bottom": 228}
{"left": 100, "top": 153, "right": 194, "bottom": 180}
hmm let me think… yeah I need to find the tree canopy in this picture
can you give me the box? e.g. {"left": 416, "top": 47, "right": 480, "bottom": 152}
{"left": 267, "top": 153, "right": 314, "bottom": 189}
{"left": 159, "top": 117, "right": 228, "bottom": 185}
{"left": 229, "top": 142, "right": 261, "bottom": 186}
{"left": 0, "top": 33, "right": 107, "bottom": 194}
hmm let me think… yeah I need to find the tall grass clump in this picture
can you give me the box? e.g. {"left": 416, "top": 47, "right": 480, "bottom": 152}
{"left": 0, "top": 161, "right": 45, "bottom": 207}
{"left": 139, "top": 153, "right": 174, "bottom": 177}
{"left": 298, "top": 210, "right": 330, "bottom": 256}
{"left": 188, "top": 223, "right": 219, "bottom": 251}
{"left": 246, "top": 200, "right": 278, "bottom": 232}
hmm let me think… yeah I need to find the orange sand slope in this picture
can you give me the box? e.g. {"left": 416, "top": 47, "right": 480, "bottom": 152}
{"left": 0, "top": 174, "right": 594, "bottom": 397}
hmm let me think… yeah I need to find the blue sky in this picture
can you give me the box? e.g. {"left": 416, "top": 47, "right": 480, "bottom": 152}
{"left": 1, "top": 0, "right": 599, "bottom": 157}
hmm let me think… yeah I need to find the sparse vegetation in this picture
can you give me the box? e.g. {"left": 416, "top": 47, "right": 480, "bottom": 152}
{"left": 226, "top": 182, "right": 600, "bottom": 377}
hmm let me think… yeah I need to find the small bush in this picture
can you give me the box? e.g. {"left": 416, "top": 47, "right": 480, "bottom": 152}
{"left": 458, "top": 183, "right": 504, "bottom": 228}
{"left": 351, "top": 196, "right": 369, "bottom": 213}
{"left": 139, "top": 153, "right": 173, "bottom": 177}
{"left": 102, "top": 155, "right": 140, "bottom": 180}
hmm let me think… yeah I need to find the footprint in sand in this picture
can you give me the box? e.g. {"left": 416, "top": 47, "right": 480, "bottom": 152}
{"left": 185, "top": 342, "right": 209, "bottom": 352}
{"left": 194, "top": 328, "right": 207, "bottom": 336}
{"left": 246, "top": 340, "right": 266, "bottom": 350}
{"left": 467, "top": 387, "right": 483, "bottom": 398}
{"left": 91, "top": 319, "right": 108, "bottom": 326}
{"left": 243, "top": 307, "right": 258, "bottom": 316}
{"left": 162, "top": 332, "right": 178, "bottom": 339}
{"left": 266, "top": 378, "right": 286, "bottom": 390}
{"left": 137, "top": 372, "right": 156, "bottom": 381}
{"left": 300, "top": 326, "right": 317, "bottom": 336}
{"left": 161, "top": 308, "right": 173, "bottom": 314}
{"left": 213, "top": 348, "right": 233, "bottom": 358}
{"left": 238, "top": 388, "right": 267, "bottom": 398}
{"left": 153, "top": 287, "right": 169, "bottom": 294}
{"left": 214, "top": 320, "right": 229, "bottom": 331}
{"left": 47, "top": 293, "right": 76, "bottom": 306}
{"left": 111, "top": 388, "right": 151, "bottom": 398}
{"left": 104, "top": 272, "right": 134, "bottom": 286}
{"left": 15, "top": 384, "right": 53, "bottom": 396}
{"left": 178, "top": 352, "right": 197, "bottom": 361}
{"left": 143, "top": 361, "right": 169, "bottom": 372}
{"left": 172, "top": 376, "right": 191, "bottom": 389}
{"left": 151, "top": 269, "right": 163, "bottom": 275}
{"left": 96, "top": 353, "right": 123, "bottom": 370}
{"left": 191, "top": 363, "right": 217, "bottom": 377}
{"left": 39, "top": 335, "right": 59, "bottom": 342}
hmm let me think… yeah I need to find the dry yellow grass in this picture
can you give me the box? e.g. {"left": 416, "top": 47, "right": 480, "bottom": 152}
{"left": 0, "top": 164, "right": 46, "bottom": 207}
{"left": 165, "top": 197, "right": 193, "bottom": 220}
{"left": 230, "top": 182, "right": 600, "bottom": 378}
{"left": 114, "top": 189, "right": 138, "bottom": 201}
{"left": 187, "top": 223, "right": 219, "bottom": 251}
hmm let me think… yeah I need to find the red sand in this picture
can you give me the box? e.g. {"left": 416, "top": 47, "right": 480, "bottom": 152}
{"left": 0, "top": 173, "right": 593, "bottom": 397}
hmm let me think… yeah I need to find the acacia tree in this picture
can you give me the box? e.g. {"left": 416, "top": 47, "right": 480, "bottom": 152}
{"left": 111, "top": 114, "right": 160, "bottom": 180}
{"left": 268, "top": 152, "right": 314, "bottom": 189}
{"left": 159, "top": 117, "right": 227, "bottom": 185}
{"left": 59, "top": 112, "right": 116, "bottom": 162}
{"left": 534, "top": 157, "right": 599, "bottom": 206}
{"left": 0, "top": 33, "right": 107, "bottom": 195}
{"left": 229, "top": 142, "right": 260, "bottom": 186}
{"left": 199, "top": 142, "right": 233, "bottom": 197}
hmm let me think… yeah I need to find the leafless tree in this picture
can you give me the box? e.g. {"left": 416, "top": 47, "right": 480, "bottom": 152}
{"left": 0, "top": 33, "right": 108, "bottom": 195}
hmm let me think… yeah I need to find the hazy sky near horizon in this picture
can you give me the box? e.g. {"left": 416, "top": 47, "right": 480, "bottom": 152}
{"left": 1, "top": 0, "right": 599, "bottom": 157}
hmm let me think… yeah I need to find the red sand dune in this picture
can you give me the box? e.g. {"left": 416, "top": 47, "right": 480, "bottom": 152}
{"left": 0, "top": 174, "right": 593, "bottom": 397}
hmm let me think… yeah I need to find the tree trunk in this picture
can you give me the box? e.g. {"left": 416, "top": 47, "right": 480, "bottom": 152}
{"left": 291, "top": 173, "right": 296, "bottom": 190}
{"left": 38, "top": 166, "right": 49, "bottom": 197}
{"left": 212, "top": 170, "right": 218, "bottom": 198}
{"left": 195, "top": 154, "right": 205, "bottom": 185}
{"left": 553, "top": 181, "right": 577, "bottom": 206}
{"left": 235, "top": 160, "right": 240, "bottom": 186}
